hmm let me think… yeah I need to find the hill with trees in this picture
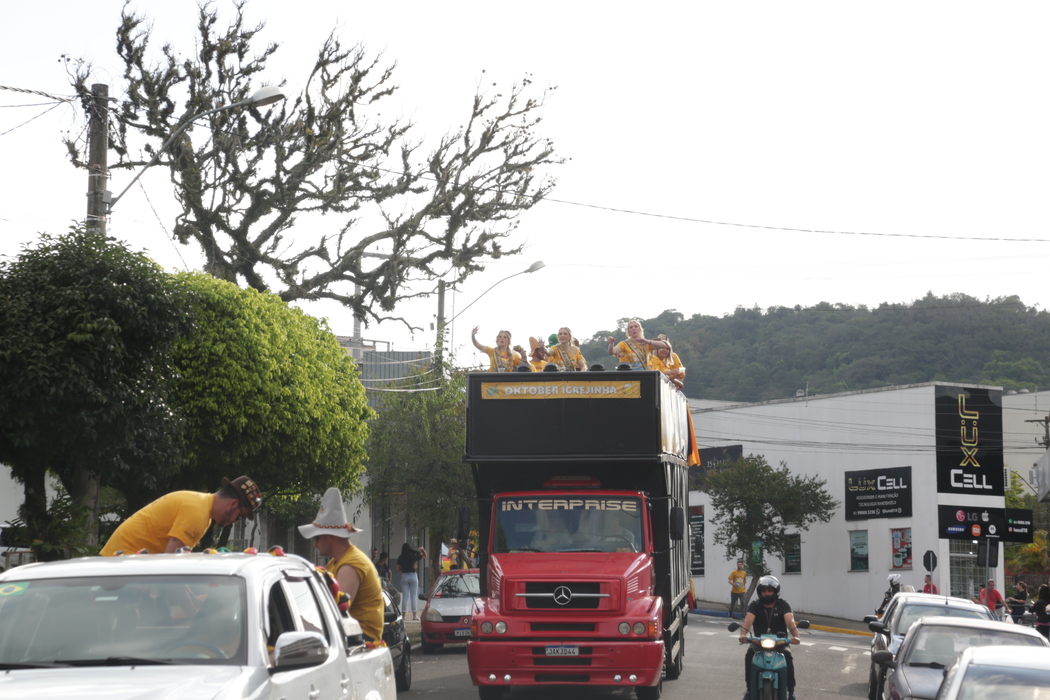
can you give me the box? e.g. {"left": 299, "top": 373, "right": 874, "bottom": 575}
{"left": 580, "top": 293, "right": 1050, "bottom": 402}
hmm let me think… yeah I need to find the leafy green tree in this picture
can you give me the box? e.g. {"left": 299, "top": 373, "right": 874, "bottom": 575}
{"left": 702, "top": 454, "right": 838, "bottom": 597}
{"left": 165, "top": 272, "right": 373, "bottom": 513}
{"left": 364, "top": 365, "right": 473, "bottom": 581}
{"left": 0, "top": 226, "right": 186, "bottom": 550}
{"left": 66, "top": 1, "right": 561, "bottom": 326}
{"left": 1004, "top": 470, "right": 1050, "bottom": 576}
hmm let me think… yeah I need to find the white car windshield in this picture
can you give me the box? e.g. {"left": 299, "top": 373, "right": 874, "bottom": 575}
{"left": 894, "top": 604, "right": 988, "bottom": 634}
{"left": 0, "top": 574, "right": 246, "bottom": 667}
{"left": 493, "top": 495, "right": 642, "bottom": 553}
{"left": 906, "top": 626, "right": 1046, "bottom": 669}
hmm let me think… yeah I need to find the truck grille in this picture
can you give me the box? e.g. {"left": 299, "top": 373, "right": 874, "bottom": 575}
{"left": 518, "top": 582, "right": 605, "bottom": 609}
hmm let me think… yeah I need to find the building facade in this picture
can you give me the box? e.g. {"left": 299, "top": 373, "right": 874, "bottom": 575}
{"left": 687, "top": 383, "right": 1025, "bottom": 620}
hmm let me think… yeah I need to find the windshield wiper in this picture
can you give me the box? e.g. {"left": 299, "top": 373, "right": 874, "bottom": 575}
{"left": 61, "top": 656, "right": 176, "bottom": 666}
{"left": 0, "top": 661, "right": 70, "bottom": 669}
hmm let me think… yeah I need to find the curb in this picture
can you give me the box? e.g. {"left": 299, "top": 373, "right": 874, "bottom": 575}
{"left": 690, "top": 608, "right": 872, "bottom": 638}
{"left": 809, "top": 624, "right": 872, "bottom": 637}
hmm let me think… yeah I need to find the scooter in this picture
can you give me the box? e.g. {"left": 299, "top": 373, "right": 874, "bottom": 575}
{"left": 728, "top": 620, "right": 810, "bottom": 700}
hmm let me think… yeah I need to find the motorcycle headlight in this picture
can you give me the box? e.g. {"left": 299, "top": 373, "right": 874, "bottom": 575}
{"left": 761, "top": 637, "right": 776, "bottom": 649}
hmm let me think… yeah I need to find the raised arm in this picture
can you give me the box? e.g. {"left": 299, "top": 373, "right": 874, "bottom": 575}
{"left": 471, "top": 326, "right": 486, "bottom": 352}
{"left": 607, "top": 336, "right": 622, "bottom": 357}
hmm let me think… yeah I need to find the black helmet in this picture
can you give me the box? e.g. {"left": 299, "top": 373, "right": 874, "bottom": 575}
{"left": 757, "top": 575, "right": 781, "bottom": 601}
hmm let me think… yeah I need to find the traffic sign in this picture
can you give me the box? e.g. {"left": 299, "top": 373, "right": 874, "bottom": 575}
{"left": 923, "top": 550, "right": 937, "bottom": 573}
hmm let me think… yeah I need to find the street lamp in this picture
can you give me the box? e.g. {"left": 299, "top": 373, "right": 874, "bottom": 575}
{"left": 434, "top": 260, "right": 546, "bottom": 366}
{"left": 104, "top": 85, "right": 286, "bottom": 213}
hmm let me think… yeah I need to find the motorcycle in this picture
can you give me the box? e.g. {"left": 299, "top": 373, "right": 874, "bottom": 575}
{"left": 728, "top": 620, "right": 810, "bottom": 700}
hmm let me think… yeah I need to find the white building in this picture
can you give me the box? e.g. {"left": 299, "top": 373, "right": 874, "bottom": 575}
{"left": 687, "top": 382, "right": 1044, "bottom": 620}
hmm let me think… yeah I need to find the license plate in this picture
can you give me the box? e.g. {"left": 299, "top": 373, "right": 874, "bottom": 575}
{"left": 454, "top": 628, "right": 471, "bottom": 637}
{"left": 545, "top": 645, "right": 579, "bottom": 657}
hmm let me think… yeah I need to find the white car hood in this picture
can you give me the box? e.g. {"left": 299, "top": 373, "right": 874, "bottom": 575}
{"left": 0, "top": 665, "right": 260, "bottom": 700}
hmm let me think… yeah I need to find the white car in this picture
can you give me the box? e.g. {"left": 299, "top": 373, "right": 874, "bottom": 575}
{"left": 0, "top": 552, "right": 396, "bottom": 700}
{"left": 935, "top": 644, "right": 1050, "bottom": 700}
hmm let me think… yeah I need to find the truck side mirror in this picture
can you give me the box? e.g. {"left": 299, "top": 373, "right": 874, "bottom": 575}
{"left": 670, "top": 506, "right": 685, "bottom": 541}
{"left": 457, "top": 505, "right": 471, "bottom": 542}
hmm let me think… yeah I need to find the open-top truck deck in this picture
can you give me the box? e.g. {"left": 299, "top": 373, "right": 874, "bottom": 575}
{"left": 463, "top": 369, "right": 693, "bottom": 700}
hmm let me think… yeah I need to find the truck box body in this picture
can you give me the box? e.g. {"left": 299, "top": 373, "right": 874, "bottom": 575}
{"left": 464, "top": 370, "right": 692, "bottom": 700}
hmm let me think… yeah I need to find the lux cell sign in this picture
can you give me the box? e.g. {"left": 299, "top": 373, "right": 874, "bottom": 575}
{"left": 844, "top": 466, "right": 912, "bottom": 521}
{"left": 935, "top": 387, "right": 1004, "bottom": 497}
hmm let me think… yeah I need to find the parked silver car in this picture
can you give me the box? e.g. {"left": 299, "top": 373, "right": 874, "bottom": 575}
{"left": 934, "top": 644, "right": 1050, "bottom": 700}
{"left": 866, "top": 591, "right": 993, "bottom": 700}
{"left": 0, "top": 553, "right": 396, "bottom": 700}
{"left": 872, "top": 616, "right": 1050, "bottom": 700}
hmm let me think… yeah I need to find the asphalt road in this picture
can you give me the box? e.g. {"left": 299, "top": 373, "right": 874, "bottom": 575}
{"left": 403, "top": 614, "right": 870, "bottom": 700}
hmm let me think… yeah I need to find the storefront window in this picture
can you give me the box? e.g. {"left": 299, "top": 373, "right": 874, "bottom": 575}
{"left": 849, "top": 531, "right": 869, "bottom": 571}
{"left": 783, "top": 534, "right": 801, "bottom": 574}
{"left": 890, "top": 528, "right": 912, "bottom": 570}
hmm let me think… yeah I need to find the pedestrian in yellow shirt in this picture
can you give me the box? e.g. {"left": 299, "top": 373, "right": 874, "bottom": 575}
{"left": 299, "top": 487, "right": 384, "bottom": 642}
{"left": 728, "top": 559, "right": 748, "bottom": 619}
{"left": 100, "top": 476, "right": 262, "bottom": 555}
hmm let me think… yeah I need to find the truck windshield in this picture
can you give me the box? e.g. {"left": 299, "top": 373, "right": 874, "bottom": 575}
{"left": 493, "top": 496, "right": 643, "bottom": 553}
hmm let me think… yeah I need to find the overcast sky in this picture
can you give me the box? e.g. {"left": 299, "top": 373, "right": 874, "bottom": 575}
{"left": 3, "top": 1, "right": 1049, "bottom": 365}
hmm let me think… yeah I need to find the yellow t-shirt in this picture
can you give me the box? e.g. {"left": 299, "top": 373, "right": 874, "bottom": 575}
{"left": 328, "top": 545, "right": 385, "bottom": 642}
{"left": 548, "top": 344, "right": 585, "bottom": 371}
{"left": 529, "top": 359, "right": 547, "bottom": 372}
{"left": 615, "top": 340, "right": 655, "bottom": 370}
{"left": 100, "top": 491, "right": 214, "bottom": 555}
{"left": 728, "top": 569, "right": 747, "bottom": 594}
{"left": 650, "top": 352, "right": 685, "bottom": 378}
{"left": 480, "top": 345, "right": 522, "bottom": 372}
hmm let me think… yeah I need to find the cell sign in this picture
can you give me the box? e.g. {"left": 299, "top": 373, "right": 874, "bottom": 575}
{"left": 843, "top": 466, "right": 912, "bottom": 521}
{"left": 934, "top": 386, "right": 1004, "bottom": 496}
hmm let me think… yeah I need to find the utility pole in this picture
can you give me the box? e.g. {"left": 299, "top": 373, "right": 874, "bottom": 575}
{"left": 434, "top": 279, "right": 446, "bottom": 369}
{"left": 77, "top": 83, "right": 109, "bottom": 546}
{"left": 85, "top": 84, "right": 109, "bottom": 234}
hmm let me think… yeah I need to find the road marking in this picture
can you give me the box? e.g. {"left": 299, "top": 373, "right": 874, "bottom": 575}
{"left": 800, "top": 642, "right": 815, "bottom": 646}
{"left": 696, "top": 631, "right": 717, "bottom": 636}
{"left": 828, "top": 646, "right": 848, "bottom": 651}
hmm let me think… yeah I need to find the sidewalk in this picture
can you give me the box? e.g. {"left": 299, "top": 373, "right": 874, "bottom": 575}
{"left": 691, "top": 599, "right": 873, "bottom": 637}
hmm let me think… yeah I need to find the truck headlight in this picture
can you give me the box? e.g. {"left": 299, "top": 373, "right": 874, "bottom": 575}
{"left": 632, "top": 622, "right": 646, "bottom": 635}
{"left": 481, "top": 621, "right": 493, "bottom": 634}
{"left": 495, "top": 621, "right": 508, "bottom": 634}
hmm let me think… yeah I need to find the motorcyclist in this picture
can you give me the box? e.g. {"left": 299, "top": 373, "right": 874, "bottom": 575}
{"left": 875, "top": 573, "right": 902, "bottom": 616}
{"left": 738, "top": 575, "right": 801, "bottom": 700}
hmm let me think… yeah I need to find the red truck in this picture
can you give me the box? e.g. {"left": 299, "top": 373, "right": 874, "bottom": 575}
{"left": 463, "top": 369, "right": 693, "bottom": 700}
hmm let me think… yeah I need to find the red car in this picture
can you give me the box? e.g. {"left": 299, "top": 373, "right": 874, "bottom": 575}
{"left": 420, "top": 569, "right": 480, "bottom": 653}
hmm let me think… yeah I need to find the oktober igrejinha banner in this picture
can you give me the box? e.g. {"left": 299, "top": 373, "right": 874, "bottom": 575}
{"left": 480, "top": 380, "right": 641, "bottom": 399}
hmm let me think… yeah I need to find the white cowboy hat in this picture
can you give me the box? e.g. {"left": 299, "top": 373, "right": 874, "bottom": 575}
{"left": 297, "top": 487, "right": 362, "bottom": 539}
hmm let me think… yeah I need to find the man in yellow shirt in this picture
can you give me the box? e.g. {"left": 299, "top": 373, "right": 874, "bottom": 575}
{"left": 100, "top": 476, "right": 262, "bottom": 555}
{"left": 299, "top": 487, "right": 384, "bottom": 641}
{"left": 728, "top": 559, "right": 748, "bottom": 620}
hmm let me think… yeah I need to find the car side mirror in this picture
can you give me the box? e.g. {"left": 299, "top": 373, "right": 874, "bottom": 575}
{"left": 273, "top": 631, "right": 329, "bottom": 670}
{"left": 870, "top": 650, "right": 895, "bottom": 668}
{"left": 384, "top": 610, "right": 398, "bottom": 623}
{"left": 862, "top": 614, "right": 878, "bottom": 624}
{"left": 869, "top": 620, "right": 888, "bottom": 635}
{"left": 796, "top": 620, "right": 810, "bottom": 629}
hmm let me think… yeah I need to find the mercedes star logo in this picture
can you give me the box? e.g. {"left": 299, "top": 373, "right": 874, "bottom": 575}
{"left": 553, "top": 586, "right": 573, "bottom": 606}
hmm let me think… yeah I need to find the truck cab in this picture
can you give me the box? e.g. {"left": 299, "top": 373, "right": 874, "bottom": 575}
{"left": 464, "top": 370, "right": 694, "bottom": 700}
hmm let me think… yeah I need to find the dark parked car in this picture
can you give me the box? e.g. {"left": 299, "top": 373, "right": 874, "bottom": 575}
{"left": 382, "top": 588, "right": 412, "bottom": 691}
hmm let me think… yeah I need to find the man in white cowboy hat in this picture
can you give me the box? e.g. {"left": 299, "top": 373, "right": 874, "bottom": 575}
{"left": 299, "top": 487, "right": 383, "bottom": 641}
